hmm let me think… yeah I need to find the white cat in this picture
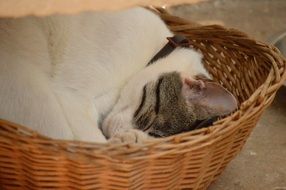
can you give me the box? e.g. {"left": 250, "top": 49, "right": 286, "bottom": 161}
{"left": 0, "top": 8, "right": 237, "bottom": 143}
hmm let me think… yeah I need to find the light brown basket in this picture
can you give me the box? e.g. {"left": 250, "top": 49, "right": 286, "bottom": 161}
{"left": 0, "top": 8, "right": 286, "bottom": 190}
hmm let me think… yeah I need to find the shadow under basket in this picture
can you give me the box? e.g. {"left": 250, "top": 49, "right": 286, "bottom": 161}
{"left": 1, "top": 8, "right": 286, "bottom": 190}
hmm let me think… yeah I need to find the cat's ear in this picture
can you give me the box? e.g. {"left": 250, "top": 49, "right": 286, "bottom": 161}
{"left": 182, "top": 78, "right": 238, "bottom": 118}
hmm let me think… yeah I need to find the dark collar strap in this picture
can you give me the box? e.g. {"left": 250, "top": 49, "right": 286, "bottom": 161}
{"left": 147, "top": 35, "right": 189, "bottom": 66}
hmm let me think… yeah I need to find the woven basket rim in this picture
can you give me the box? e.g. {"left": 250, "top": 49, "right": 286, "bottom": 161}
{"left": 1, "top": 8, "right": 286, "bottom": 162}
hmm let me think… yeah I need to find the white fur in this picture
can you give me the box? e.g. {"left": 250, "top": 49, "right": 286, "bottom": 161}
{"left": 0, "top": 8, "right": 207, "bottom": 143}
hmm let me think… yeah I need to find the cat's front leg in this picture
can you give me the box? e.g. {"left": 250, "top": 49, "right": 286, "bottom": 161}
{"left": 102, "top": 112, "right": 150, "bottom": 144}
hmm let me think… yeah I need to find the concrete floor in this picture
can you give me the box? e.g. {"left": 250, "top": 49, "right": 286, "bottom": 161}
{"left": 170, "top": 0, "right": 286, "bottom": 189}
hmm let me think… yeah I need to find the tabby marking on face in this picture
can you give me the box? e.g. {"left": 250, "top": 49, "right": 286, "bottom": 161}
{"left": 134, "top": 72, "right": 193, "bottom": 137}
{"left": 133, "top": 71, "right": 237, "bottom": 138}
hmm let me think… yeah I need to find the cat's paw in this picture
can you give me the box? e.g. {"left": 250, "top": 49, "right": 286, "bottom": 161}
{"left": 109, "top": 129, "right": 150, "bottom": 144}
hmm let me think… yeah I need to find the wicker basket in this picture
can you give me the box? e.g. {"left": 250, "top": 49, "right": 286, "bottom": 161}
{"left": 0, "top": 8, "right": 286, "bottom": 190}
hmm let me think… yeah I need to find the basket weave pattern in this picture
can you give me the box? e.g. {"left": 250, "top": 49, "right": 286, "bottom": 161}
{"left": 0, "top": 8, "right": 286, "bottom": 190}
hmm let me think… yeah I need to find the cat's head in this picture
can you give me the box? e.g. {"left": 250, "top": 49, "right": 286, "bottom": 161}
{"left": 133, "top": 71, "right": 237, "bottom": 137}
{"left": 103, "top": 48, "right": 237, "bottom": 138}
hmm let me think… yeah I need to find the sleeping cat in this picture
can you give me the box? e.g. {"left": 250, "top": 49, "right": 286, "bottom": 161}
{"left": 0, "top": 7, "right": 237, "bottom": 143}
